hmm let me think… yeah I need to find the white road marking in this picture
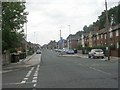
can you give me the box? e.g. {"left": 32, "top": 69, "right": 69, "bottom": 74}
{"left": 26, "top": 67, "right": 34, "bottom": 77}
{"left": 21, "top": 81, "right": 26, "bottom": 84}
{"left": 3, "top": 81, "right": 34, "bottom": 85}
{"left": 35, "top": 71, "right": 38, "bottom": 73}
{"left": 89, "top": 67, "right": 113, "bottom": 75}
{"left": 37, "top": 65, "right": 40, "bottom": 68}
{"left": 32, "top": 80, "right": 37, "bottom": 83}
{"left": 21, "top": 65, "right": 40, "bottom": 88}
{"left": 24, "top": 78, "right": 28, "bottom": 80}
{"left": 77, "top": 63, "right": 113, "bottom": 76}
{"left": 32, "top": 65, "right": 40, "bottom": 88}
{"left": 2, "top": 70, "right": 13, "bottom": 73}
{"left": 21, "top": 67, "right": 35, "bottom": 84}
{"left": 33, "top": 84, "right": 37, "bottom": 87}
{"left": 33, "top": 77, "right": 37, "bottom": 80}
{"left": 34, "top": 73, "right": 38, "bottom": 77}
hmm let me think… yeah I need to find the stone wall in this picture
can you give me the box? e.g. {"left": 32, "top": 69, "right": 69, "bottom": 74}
{"left": 2, "top": 51, "right": 11, "bottom": 66}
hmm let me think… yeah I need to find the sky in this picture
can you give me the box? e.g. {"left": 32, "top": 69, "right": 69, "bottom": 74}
{"left": 25, "top": 0, "right": 119, "bottom": 46}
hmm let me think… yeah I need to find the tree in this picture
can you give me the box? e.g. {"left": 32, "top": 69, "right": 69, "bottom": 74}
{"left": 82, "top": 4, "right": 120, "bottom": 32}
{"left": 2, "top": 2, "right": 27, "bottom": 52}
{"left": 83, "top": 25, "right": 88, "bottom": 32}
{"left": 83, "top": 25, "right": 94, "bottom": 33}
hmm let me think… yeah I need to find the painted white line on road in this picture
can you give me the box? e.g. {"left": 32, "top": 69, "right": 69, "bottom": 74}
{"left": 2, "top": 70, "right": 13, "bottom": 73}
{"left": 36, "top": 68, "right": 39, "bottom": 71}
{"left": 35, "top": 71, "right": 38, "bottom": 73}
{"left": 33, "top": 77, "right": 38, "bottom": 80}
{"left": 3, "top": 81, "right": 34, "bottom": 85}
{"left": 26, "top": 67, "right": 34, "bottom": 77}
{"left": 21, "top": 67, "right": 35, "bottom": 84}
{"left": 34, "top": 73, "right": 38, "bottom": 77}
{"left": 24, "top": 78, "right": 28, "bottom": 80}
{"left": 32, "top": 80, "right": 37, "bottom": 83}
{"left": 2, "top": 68, "right": 23, "bottom": 73}
{"left": 32, "top": 65, "right": 40, "bottom": 89}
{"left": 89, "top": 67, "right": 113, "bottom": 75}
{"left": 77, "top": 62, "right": 113, "bottom": 76}
{"left": 37, "top": 65, "right": 40, "bottom": 68}
{"left": 33, "top": 84, "right": 37, "bottom": 87}
{"left": 26, "top": 71, "right": 32, "bottom": 77}
{"left": 21, "top": 81, "right": 26, "bottom": 84}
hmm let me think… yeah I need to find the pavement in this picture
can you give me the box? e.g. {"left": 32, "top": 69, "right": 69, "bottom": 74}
{"left": 2, "top": 53, "right": 41, "bottom": 73}
{"left": 59, "top": 53, "right": 120, "bottom": 61}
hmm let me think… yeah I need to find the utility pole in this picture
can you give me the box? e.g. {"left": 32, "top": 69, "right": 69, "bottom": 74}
{"left": 105, "top": 0, "right": 110, "bottom": 60}
{"left": 25, "top": 11, "right": 29, "bottom": 57}
{"left": 68, "top": 25, "right": 71, "bottom": 49}
{"left": 25, "top": 19, "right": 27, "bottom": 56}
{"left": 60, "top": 29, "right": 61, "bottom": 49}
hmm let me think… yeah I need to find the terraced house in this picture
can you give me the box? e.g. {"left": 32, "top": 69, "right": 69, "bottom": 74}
{"left": 82, "top": 24, "right": 120, "bottom": 57}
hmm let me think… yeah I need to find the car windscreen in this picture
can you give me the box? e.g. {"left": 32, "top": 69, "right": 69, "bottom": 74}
{"left": 95, "top": 49, "right": 103, "bottom": 52}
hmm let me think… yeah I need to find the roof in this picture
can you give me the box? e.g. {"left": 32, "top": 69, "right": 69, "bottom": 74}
{"left": 67, "top": 34, "right": 80, "bottom": 40}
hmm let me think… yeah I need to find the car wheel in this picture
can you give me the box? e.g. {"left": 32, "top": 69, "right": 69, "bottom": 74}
{"left": 93, "top": 56, "right": 95, "bottom": 59}
{"left": 88, "top": 55, "right": 91, "bottom": 58}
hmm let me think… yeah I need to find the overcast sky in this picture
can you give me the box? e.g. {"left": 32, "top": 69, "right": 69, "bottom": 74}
{"left": 26, "top": 0, "right": 119, "bottom": 46}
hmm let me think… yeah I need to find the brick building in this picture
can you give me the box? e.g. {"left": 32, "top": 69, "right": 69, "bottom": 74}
{"left": 80, "top": 24, "right": 120, "bottom": 57}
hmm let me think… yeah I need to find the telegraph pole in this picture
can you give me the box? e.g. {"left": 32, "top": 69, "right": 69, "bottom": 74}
{"left": 68, "top": 25, "right": 71, "bottom": 49}
{"left": 25, "top": 19, "right": 27, "bottom": 56}
{"left": 105, "top": 0, "right": 110, "bottom": 60}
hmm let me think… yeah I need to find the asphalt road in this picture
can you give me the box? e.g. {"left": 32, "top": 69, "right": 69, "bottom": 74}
{"left": 2, "top": 49, "right": 118, "bottom": 89}
{"left": 37, "top": 49, "right": 118, "bottom": 88}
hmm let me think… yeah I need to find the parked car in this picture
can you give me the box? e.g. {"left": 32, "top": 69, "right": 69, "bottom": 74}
{"left": 88, "top": 49, "right": 104, "bottom": 59}
{"left": 66, "top": 49, "right": 74, "bottom": 54}
{"left": 36, "top": 50, "right": 41, "bottom": 54}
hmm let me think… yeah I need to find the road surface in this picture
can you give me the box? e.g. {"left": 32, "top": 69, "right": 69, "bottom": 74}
{"left": 2, "top": 49, "right": 118, "bottom": 89}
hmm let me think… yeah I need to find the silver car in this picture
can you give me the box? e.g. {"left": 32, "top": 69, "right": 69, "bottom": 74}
{"left": 36, "top": 50, "right": 41, "bottom": 54}
{"left": 88, "top": 49, "right": 105, "bottom": 59}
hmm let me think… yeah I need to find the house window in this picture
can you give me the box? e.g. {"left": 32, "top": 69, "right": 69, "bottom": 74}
{"left": 101, "top": 34, "right": 103, "bottom": 38}
{"left": 111, "top": 43, "right": 113, "bottom": 45}
{"left": 117, "top": 42, "right": 119, "bottom": 49}
{"left": 97, "top": 35, "right": 99, "bottom": 40}
{"left": 116, "top": 30, "right": 119, "bottom": 36}
{"left": 104, "top": 34, "right": 106, "bottom": 39}
{"left": 110, "top": 32, "right": 113, "bottom": 38}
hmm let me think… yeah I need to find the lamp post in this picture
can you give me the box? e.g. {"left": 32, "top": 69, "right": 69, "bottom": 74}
{"left": 105, "top": 0, "right": 110, "bottom": 60}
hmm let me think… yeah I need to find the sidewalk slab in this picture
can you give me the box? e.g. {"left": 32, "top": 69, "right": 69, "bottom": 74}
{"left": 58, "top": 54, "right": 88, "bottom": 58}
{"left": 59, "top": 53, "right": 119, "bottom": 61}
{"left": 2, "top": 53, "right": 36, "bottom": 71}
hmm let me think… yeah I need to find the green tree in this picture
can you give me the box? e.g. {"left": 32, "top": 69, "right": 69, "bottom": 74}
{"left": 82, "top": 4, "right": 120, "bottom": 32}
{"left": 83, "top": 25, "right": 94, "bottom": 33}
{"left": 2, "top": 2, "right": 27, "bottom": 52}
